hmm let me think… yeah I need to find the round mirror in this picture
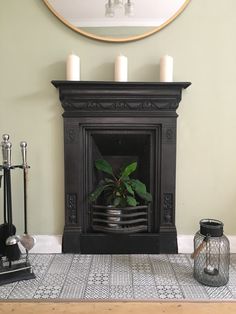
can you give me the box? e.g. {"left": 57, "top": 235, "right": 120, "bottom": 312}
{"left": 43, "top": 0, "right": 190, "bottom": 43}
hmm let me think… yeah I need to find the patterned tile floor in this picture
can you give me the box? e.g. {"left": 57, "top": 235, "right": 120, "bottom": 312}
{"left": 0, "top": 254, "right": 236, "bottom": 300}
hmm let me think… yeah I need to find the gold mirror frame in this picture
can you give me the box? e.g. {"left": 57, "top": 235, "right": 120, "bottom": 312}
{"left": 43, "top": 0, "right": 190, "bottom": 43}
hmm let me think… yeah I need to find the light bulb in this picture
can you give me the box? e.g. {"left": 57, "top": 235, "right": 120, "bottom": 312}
{"left": 105, "top": 0, "right": 115, "bottom": 17}
{"left": 114, "top": 0, "right": 124, "bottom": 8}
{"left": 125, "top": 0, "right": 134, "bottom": 17}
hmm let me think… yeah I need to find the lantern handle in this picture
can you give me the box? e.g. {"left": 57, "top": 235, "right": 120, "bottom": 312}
{"left": 191, "top": 235, "right": 210, "bottom": 259}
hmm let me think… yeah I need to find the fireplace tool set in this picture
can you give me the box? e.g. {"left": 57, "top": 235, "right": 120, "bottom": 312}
{"left": 0, "top": 134, "right": 35, "bottom": 285}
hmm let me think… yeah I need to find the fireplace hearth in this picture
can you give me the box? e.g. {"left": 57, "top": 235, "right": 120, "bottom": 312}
{"left": 52, "top": 81, "right": 191, "bottom": 254}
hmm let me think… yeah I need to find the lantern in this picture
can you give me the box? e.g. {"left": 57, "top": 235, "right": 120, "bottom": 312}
{"left": 192, "top": 219, "right": 230, "bottom": 287}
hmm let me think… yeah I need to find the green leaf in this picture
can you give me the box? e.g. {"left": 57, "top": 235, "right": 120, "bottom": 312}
{"left": 124, "top": 182, "right": 134, "bottom": 196}
{"left": 95, "top": 159, "right": 114, "bottom": 176}
{"left": 89, "top": 185, "right": 106, "bottom": 202}
{"left": 131, "top": 179, "right": 152, "bottom": 203}
{"left": 127, "top": 196, "right": 138, "bottom": 207}
{"left": 120, "top": 162, "right": 137, "bottom": 179}
{"left": 122, "top": 176, "right": 130, "bottom": 182}
{"left": 145, "top": 192, "right": 152, "bottom": 202}
{"left": 131, "top": 179, "right": 147, "bottom": 195}
{"left": 113, "top": 197, "right": 121, "bottom": 207}
{"left": 138, "top": 191, "right": 152, "bottom": 202}
{"left": 104, "top": 178, "right": 114, "bottom": 184}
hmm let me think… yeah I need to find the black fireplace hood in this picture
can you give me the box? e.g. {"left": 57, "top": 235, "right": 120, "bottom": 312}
{"left": 52, "top": 81, "right": 191, "bottom": 254}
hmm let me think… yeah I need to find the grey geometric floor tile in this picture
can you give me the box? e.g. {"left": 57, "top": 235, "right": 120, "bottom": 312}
{"left": 151, "top": 262, "right": 174, "bottom": 274}
{"left": 33, "top": 284, "right": 62, "bottom": 299}
{"left": 133, "top": 285, "right": 158, "bottom": 299}
{"left": 0, "top": 283, "right": 16, "bottom": 299}
{"left": 87, "top": 272, "right": 110, "bottom": 285}
{"left": 47, "top": 254, "right": 73, "bottom": 274}
{"left": 131, "top": 263, "right": 152, "bottom": 273}
{"left": 90, "top": 255, "right": 111, "bottom": 273}
{"left": 31, "top": 254, "right": 55, "bottom": 278}
{"left": 110, "top": 285, "right": 133, "bottom": 299}
{"left": 111, "top": 256, "right": 131, "bottom": 272}
{"left": 228, "top": 285, "right": 236, "bottom": 298}
{"left": 205, "top": 286, "right": 233, "bottom": 299}
{"left": 154, "top": 274, "right": 178, "bottom": 285}
{"left": 84, "top": 285, "right": 109, "bottom": 299}
{"left": 174, "top": 271, "right": 199, "bottom": 286}
{"left": 60, "top": 284, "right": 85, "bottom": 299}
{"left": 133, "top": 274, "right": 155, "bottom": 286}
{"left": 181, "top": 285, "right": 208, "bottom": 300}
{"left": 111, "top": 272, "right": 132, "bottom": 285}
{"left": 155, "top": 285, "right": 184, "bottom": 299}
{"left": 32, "top": 254, "right": 54, "bottom": 265}
{"left": 41, "top": 273, "right": 67, "bottom": 286}
{"left": 8, "top": 279, "right": 39, "bottom": 299}
{"left": 228, "top": 267, "right": 236, "bottom": 286}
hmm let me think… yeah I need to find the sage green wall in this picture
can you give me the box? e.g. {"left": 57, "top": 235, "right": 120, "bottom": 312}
{"left": 0, "top": 0, "right": 236, "bottom": 235}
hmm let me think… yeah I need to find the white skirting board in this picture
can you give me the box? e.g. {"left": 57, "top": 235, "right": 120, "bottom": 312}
{"left": 29, "top": 235, "right": 236, "bottom": 254}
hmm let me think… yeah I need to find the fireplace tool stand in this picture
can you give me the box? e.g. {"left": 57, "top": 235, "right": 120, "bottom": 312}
{"left": 0, "top": 135, "right": 35, "bottom": 285}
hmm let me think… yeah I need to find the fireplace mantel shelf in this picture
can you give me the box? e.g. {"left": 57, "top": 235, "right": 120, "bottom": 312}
{"left": 52, "top": 80, "right": 191, "bottom": 89}
{"left": 52, "top": 81, "right": 191, "bottom": 116}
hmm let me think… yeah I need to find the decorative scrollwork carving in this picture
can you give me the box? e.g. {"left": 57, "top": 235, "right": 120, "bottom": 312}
{"left": 67, "top": 193, "right": 77, "bottom": 224}
{"left": 163, "top": 193, "right": 173, "bottom": 224}
{"left": 65, "top": 127, "right": 78, "bottom": 144}
{"left": 163, "top": 125, "right": 176, "bottom": 144}
{"left": 61, "top": 99, "right": 179, "bottom": 111}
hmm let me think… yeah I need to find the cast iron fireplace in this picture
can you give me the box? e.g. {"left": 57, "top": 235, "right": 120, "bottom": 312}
{"left": 52, "top": 81, "right": 191, "bottom": 254}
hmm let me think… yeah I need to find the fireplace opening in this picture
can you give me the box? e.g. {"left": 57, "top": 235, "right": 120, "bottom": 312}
{"left": 89, "top": 132, "right": 153, "bottom": 234}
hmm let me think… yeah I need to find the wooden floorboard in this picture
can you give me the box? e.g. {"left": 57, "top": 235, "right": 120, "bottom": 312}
{"left": 0, "top": 302, "right": 236, "bottom": 314}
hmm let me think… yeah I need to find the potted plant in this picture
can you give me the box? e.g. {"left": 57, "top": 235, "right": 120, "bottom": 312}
{"left": 89, "top": 159, "right": 152, "bottom": 232}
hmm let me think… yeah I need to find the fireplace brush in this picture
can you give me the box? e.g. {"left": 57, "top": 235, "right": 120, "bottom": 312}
{"left": 3, "top": 140, "right": 21, "bottom": 262}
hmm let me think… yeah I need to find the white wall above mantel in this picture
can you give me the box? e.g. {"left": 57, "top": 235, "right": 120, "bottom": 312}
{"left": 30, "top": 235, "right": 236, "bottom": 254}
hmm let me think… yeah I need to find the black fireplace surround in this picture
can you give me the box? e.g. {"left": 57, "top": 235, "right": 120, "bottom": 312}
{"left": 52, "top": 81, "right": 191, "bottom": 254}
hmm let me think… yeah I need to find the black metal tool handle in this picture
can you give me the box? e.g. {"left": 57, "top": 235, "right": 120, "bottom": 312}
{"left": 1, "top": 134, "right": 10, "bottom": 223}
{"left": 20, "top": 141, "right": 28, "bottom": 235}
{"left": 5, "top": 141, "right": 13, "bottom": 234}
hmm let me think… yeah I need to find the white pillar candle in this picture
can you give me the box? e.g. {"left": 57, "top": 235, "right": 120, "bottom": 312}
{"left": 114, "top": 54, "right": 128, "bottom": 82}
{"left": 66, "top": 53, "right": 80, "bottom": 81}
{"left": 160, "top": 55, "right": 173, "bottom": 82}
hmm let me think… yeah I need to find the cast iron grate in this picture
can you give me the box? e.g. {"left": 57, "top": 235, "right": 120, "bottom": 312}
{"left": 92, "top": 205, "right": 148, "bottom": 234}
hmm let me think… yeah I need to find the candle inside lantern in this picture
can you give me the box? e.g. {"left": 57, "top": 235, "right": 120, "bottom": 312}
{"left": 160, "top": 55, "right": 173, "bottom": 82}
{"left": 114, "top": 54, "right": 128, "bottom": 82}
{"left": 66, "top": 52, "right": 80, "bottom": 81}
